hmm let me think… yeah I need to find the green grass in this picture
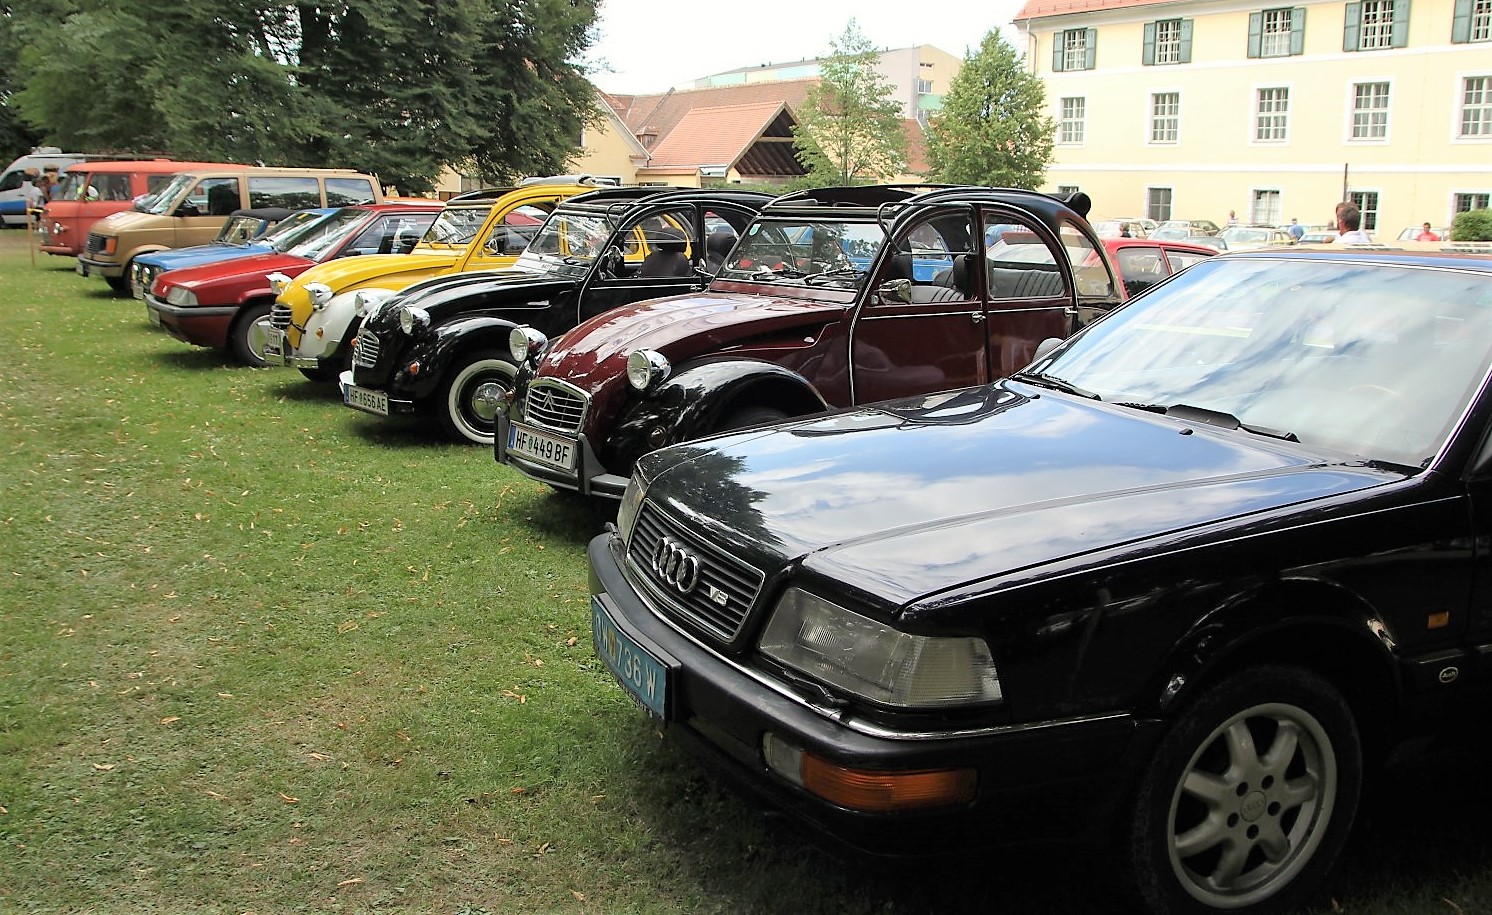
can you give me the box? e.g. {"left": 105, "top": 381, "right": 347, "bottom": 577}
{"left": 3, "top": 231, "right": 1492, "bottom": 914}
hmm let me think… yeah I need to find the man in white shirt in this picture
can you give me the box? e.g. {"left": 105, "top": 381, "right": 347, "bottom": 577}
{"left": 1334, "top": 201, "right": 1373, "bottom": 243}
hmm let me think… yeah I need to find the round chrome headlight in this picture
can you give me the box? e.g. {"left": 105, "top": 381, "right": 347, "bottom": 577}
{"left": 267, "top": 272, "right": 291, "bottom": 295}
{"left": 398, "top": 305, "right": 430, "bottom": 335}
{"left": 354, "top": 289, "right": 395, "bottom": 317}
{"left": 509, "top": 326, "right": 548, "bottom": 362}
{"left": 305, "top": 282, "right": 333, "bottom": 310}
{"left": 626, "top": 349, "right": 670, "bottom": 392}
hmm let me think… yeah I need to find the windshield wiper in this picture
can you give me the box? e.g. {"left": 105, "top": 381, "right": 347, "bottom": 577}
{"left": 1130, "top": 403, "right": 1299, "bottom": 441}
{"left": 803, "top": 266, "right": 864, "bottom": 285}
{"left": 1010, "top": 370, "right": 1101, "bottom": 400}
{"left": 751, "top": 265, "right": 808, "bottom": 279}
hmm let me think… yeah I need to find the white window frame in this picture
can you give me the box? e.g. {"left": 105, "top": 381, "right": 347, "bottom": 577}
{"left": 1474, "top": 0, "right": 1492, "bottom": 42}
{"left": 1347, "top": 79, "right": 1392, "bottom": 143}
{"left": 1253, "top": 86, "right": 1291, "bottom": 143}
{"left": 1149, "top": 91, "right": 1181, "bottom": 144}
{"left": 1250, "top": 188, "right": 1283, "bottom": 226}
{"left": 1059, "top": 97, "right": 1086, "bottom": 145}
{"left": 1358, "top": 0, "right": 1397, "bottom": 50}
{"left": 1063, "top": 30, "right": 1090, "bottom": 71}
{"left": 1454, "top": 190, "right": 1491, "bottom": 213}
{"left": 1154, "top": 19, "right": 1183, "bottom": 64}
{"left": 1457, "top": 74, "right": 1492, "bottom": 140}
{"left": 1260, "top": 7, "right": 1294, "bottom": 57}
{"left": 916, "top": 78, "right": 934, "bottom": 94}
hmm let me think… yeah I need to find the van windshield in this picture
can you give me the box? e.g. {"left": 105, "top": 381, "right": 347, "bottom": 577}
{"left": 139, "top": 173, "right": 195, "bottom": 215}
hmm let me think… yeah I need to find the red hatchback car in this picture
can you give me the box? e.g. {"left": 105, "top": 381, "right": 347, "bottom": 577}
{"left": 146, "top": 202, "right": 441, "bottom": 366}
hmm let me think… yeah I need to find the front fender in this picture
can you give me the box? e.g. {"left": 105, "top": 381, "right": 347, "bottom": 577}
{"left": 606, "top": 359, "right": 829, "bottom": 470}
{"left": 396, "top": 313, "right": 523, "bottom": 400}
{"left": 296, "top": 290, "right": 368, "bottom": 359}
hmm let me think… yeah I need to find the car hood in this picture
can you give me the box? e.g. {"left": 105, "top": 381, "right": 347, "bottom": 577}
{"left": 639, "top": 382, "right": 1406, "bottom": 608}
{"left": 385, "top": 267, "right": 570, "bottom": 321}
{"left": 289, "top": 249, "right": 464, "bottom": 294}
{"left": 537, "top": 290, "right": 847, "bottom": 383}
{"left": 137, "top": 241, "right": 272, "bottom": 271}
{"left": 92, "top": 209, "right": 163, "bottom": 235}
{"left": 163, "top": 252, "right": 314, "bottom": 292}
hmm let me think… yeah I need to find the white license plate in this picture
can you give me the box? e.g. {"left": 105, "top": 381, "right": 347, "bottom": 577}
{"left": 146, "top": 307, "right": 161, "bottom": 326}
{"left": 507, "top": 421, "right": 576, "bottom": 471}
{"left": 75, "top": 261, "right": 89, "bottom": 277}
{"left": 262, "top": 327, "right": 283, "bottom": 358}
{"left": 344, "top": 384, "right": 389, "bottom": 416}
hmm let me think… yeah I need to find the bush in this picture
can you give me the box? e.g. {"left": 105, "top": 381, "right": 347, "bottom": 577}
{"left": 1451, "top": 209, "right": 1492, "bottom": 242}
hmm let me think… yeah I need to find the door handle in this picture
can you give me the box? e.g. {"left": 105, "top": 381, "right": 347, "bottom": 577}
{"left": 970, "top": 311, "right": 986, "bottom": 324}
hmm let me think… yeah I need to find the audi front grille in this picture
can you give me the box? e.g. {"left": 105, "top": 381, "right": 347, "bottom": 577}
{"left": 626, "top": 502, "right": 763, "bottom": 643}
{"left": 522, "top": 379, "right": 588, "bottom": 435}
{"left": 269, "top": 303, "right": 292, "bottom": 330}
{"left": 352, "top": 326, "right": 381, "bottom": 369}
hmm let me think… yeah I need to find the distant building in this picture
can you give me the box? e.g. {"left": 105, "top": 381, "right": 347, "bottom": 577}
{"left": 1014, "top": 0, "right": 1491, "bottom": 236}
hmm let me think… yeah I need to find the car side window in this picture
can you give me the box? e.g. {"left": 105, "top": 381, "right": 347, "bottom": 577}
{"left": 983, "top": 213, "right": 1066, "bottom": 300}
{"left": 326, "top": 177, "right": 376, "bottom": 206}
{"left": 1116, "top": 247, "right": 1167, "bottom": 298}
{"left": 484, "top": 204, "right": 549, "bottom": 255}
{"left": 1166, "top": 250, "right": 1210, "bottom": 273}
{"left": 629, "top": 207, "right": 698, "bottom": 280}
{"left": 1060, "top": 221, "right": 1115, "bottom": 298}
{"left": 188, "top": 178, "right": 242, "bottom": 216}
{"left": 880, "top": 211, "right": 976, "bottom": 305}
{"left": 249, "top": 176, "right": 320, "bottom": 209}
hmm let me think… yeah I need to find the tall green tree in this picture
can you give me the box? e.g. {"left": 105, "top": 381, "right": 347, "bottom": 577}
{"left": 925, "top": 29, "right": 1055, "bottom": 189}
{"left": 792, "top": 20, "right": 906, "bottom": 186}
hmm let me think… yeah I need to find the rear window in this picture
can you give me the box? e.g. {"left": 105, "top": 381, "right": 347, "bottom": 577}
{"left": 326, "top": 177, "right": 377, "bottom": 206}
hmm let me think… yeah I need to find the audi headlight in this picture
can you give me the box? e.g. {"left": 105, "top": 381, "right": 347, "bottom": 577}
{"left": 616, "top": 476, "right": 646, "bottom": 545}
{"left": 267, "top": 272, "right": 291, "bottom": 295}
{"left": 306, "top": 282, "right": 333, "bottom": 310}
{"left": 354, "top": 289, "right": 394, "bottom": 317}
{"left": 509, "top": 326, "right": 547, "bottom": 363}
{"left": 398, "top": 305, "right": 430, "bottom": 335}
{"left": 626, "top": 349, "right": 670, "bottom": 392}
{"left": 165, "top": 286, "right": 198, "bottom": 307}
{"left": 759, "top": 588, "right": 1002, "bottom": 708}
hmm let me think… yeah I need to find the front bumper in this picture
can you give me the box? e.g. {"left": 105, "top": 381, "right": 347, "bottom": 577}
{"left": 587, "top": 530, "right": 1158, "bottom": 858}
{"left": 77, "top": 256, "right": 124, "bottom": 278}
{"left": 337, "top": 370, "right": 417, "bottom": 418}
{"left": 496, "top": 411, "right": 629, "bottom": 499}
{"left": 144, "top": 294, "right": 237, "bottom": 348}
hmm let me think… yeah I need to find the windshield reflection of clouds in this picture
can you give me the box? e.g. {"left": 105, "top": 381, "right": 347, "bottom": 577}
{"left": 719, "top": 220, "right": 885, "bottom": 288}
{"left": 527, "top": 212, "right": 613, "bottom": 263}
{"left": 1040, "top": 259, "right": 1492, "bottom": 467}
{"left": 286, "top": 209, "right": 370, "bottom": 259}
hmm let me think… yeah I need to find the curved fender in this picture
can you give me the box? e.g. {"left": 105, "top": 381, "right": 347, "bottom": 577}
{"left": 234, "top": 287, "right": 276, "bottom": 309}
{"left": 609, "top": 359, "right": 829, "bottom": 467}
{"left": 396, "top": 313, "right": 523, "bottom": 400}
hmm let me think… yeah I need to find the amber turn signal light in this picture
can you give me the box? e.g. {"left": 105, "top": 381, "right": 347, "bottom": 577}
{"left": 800, "top": 753, "right": 976, "bottom": 812}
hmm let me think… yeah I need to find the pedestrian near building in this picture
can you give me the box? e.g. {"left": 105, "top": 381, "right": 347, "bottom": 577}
{"left": 1226, "top": 210, "right": 1239, "bottom": 227}
{"left": 1415, "top": 222, "right": 1440, "bottom": 241}
{"left": 1334, "top": 201, "right": 1373, "bottom": 243}
{"left": 1288, "top": 218, "right": 1304, "bottom": 241}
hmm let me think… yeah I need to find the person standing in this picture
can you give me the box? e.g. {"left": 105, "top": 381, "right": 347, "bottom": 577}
{"left": 1334, "top": 201, "right": 1373, "bottom": 243}
{"left": 1226, "top": 209, "right": 1239, "bottom": 227}
{"left": 1288, "top": 218, "right": 1305, "bottom": 241}
{"left": 1415, "top": 222, "right": 1440, "bottom": 241}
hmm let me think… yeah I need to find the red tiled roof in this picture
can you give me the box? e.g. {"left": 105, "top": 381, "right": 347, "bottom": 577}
{"left": 1014, "top": 0, "right": 1180, "bottom": 19}
{"left": 646, "top": 102, "right": 790, "bottom": 169}
{"left": 611, "top": 79, "right": 817, "bottom": 149}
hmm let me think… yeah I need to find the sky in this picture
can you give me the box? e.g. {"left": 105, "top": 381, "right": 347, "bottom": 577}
{"left": 586, "top": 1, "right": 1031, "bottom": 96}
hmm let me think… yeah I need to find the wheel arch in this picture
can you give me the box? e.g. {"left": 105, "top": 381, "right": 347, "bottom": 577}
{"left": 649, "top": 358, "right": 828, "bottom": 438}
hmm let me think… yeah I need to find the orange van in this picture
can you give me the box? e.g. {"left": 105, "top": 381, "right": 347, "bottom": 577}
{"left": 38, "top": 159, "right": 229, "bottom": 258}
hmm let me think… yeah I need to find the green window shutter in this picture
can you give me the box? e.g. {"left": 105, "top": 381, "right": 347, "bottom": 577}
{"left": 1143, "top": 22, "right": 1156, "bottom": 65}
{"left": 1248, "top": 12, "right": 1263, "bottom": 57}
{"left": 1343, "top": 2, "right": 1361, "bottom": 51}
{"left": 1453, "top": 0, "right": 1473, "bottom": 42}
{"left": 1390, "top": 0, "right": 1411, "bottom": 47}
{"left": 1290, "top": 7, "right": 1307, "bottom": 54}
{"left": 1053, "top": 33, "right": 1065, "bottom": 72}
{"left": 1085, "top": 28, "right": 1097, "bottom": 69}
{"left": 1179, "top": 19, "right": 1193, "bottom": 62}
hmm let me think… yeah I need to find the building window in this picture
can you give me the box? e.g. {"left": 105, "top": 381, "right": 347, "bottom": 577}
{"left": 1252, "top": 189, "right": 1282, "bottom": 225}
{"left": 1147, "top": 187, "right": 1173, "bottom": 223}
{"left": 1144, "top": 19, "right": 1193, "bottom": 65}
{"left": 1453, "top": 0, "right": 1491, "bottom": 42}
{"left": 1349, "top": 190, "right": 1380, "bottom": 231}
{"left": 1351, "top": 82, "right": 1390, "bottom": 140}
{"left": 1456, "top": 192, "right": 1491, "bottom": 212}
{"left": 1059, "top": 97, "right": 1086, "bottom": 144}
{"left": 1344, "top": 0, "right": 1409, "bottom": 52}
{"left": 1249, "top": 7, "right": 1305, "bottom": 57}
{"left": 1255, "top": 88, "right": 1290, "bottom": 141}
{"left": 1461, "top": 77, "right": 1492, "bottom": 137}
{"left": 1150, "top": 92, "right": 1180, "bottom": 143}
{"left": 1053, "top": 28, "right": 1097, "bottom": 72}
{"left": 916, "top": 78, "right": 934, "bottom": 94}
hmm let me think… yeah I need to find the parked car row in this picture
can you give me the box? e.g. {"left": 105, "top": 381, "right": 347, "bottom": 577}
{"left": 34, "top": 172, "right": 1492, "bottom": 915}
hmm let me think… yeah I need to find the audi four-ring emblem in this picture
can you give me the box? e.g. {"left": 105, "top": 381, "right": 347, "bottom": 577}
{"left": 651, "top": 536, "right": 701, "bottom": 594}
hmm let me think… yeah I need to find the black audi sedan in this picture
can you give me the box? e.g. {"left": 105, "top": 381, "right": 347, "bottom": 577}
{"left": 588, "top": 249, "right": 1492, "bottom": 915}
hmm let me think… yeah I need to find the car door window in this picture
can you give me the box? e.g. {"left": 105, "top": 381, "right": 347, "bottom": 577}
{"left": 1166, "top": 250, "right": 1211, "bottom": 273}
{"left": 984, "top": 214, "right": 1065, "bottom": 299}
{"left": 1116, "top": 247, "right": 1167, "bottom": 298}
{"left": 249, "top": 176, "right": 320, "bottom": 209}
{"left": 484, "top": 204, "right": 550, "bottom": 256}
{"left": 326, "top": 177, "right": 376, "bottom": 206}
{"left": 188, "top": 177, "right": 242, "bottom": 216}
{"left": 878, "top": 210, "right": 976, "bottom": 305}
{"left": 627, "top": 207, "right": 698, "bottom": 279}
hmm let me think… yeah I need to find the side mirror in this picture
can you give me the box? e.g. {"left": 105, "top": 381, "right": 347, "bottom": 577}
{"left": 176, "top": 203, "right": 201, "bottom": 218}
{"left": 1033, "top": 337, "right": 1064, "bottom": 361}
{"left": 601, "top": 245, "right": 624, "bottom": 277}
{"left": 877, "top": 278, "right": 912, "bottom": 305}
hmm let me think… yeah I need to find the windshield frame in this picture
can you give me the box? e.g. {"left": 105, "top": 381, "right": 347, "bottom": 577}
{"left": 284, "top": 208, "right": 372, "bottom": 260}
{"left": 716, "top": 216, "right": 886, "bottom": 290}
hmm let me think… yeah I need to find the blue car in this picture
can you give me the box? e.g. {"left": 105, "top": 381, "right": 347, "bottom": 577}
{"left": 130, "top": 207, "right": 335, "bottom": 300}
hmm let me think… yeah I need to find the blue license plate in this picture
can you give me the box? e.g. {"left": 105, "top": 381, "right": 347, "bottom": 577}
{"left": 592, "top": 595, "right": 670, "bottom": 719}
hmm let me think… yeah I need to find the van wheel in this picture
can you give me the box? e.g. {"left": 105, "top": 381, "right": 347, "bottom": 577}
{"left": 105, "top": 271, "right": 131, "bottom": 296}
{"left": 718, "top": 406, "right": 789, "bottom": 432}
{"left": 436, "top": 350, "right": 516, "bottom": 446}
{"left": 1122, "top": 666, "right": 1361, "bottom": 915}
{"left": 229, "top": 302, "right": 273, "bottom": 367}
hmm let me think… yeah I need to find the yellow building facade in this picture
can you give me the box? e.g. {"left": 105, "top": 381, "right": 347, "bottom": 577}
{"left": 1016, "top": 0, "right": 1491, "bottom": 238}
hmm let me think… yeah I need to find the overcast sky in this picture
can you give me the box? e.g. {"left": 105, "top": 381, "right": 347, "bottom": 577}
{"left": 586, "top": 1, "right": 1031, "bottom": 96}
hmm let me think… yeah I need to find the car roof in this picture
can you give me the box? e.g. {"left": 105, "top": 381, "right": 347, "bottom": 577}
{"left": 1103, "top": 237, "right": 1218, "bottom": 256}
{"left": 558, "top": 186, "right": 775, "bottom": 214}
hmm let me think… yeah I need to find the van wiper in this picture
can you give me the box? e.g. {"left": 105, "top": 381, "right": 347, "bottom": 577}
{"left": 1138, "top": 403, "right": 1299, "bottom": 441}
{"left": 1010, "top": 370, "right": 1101, "bottom": 400}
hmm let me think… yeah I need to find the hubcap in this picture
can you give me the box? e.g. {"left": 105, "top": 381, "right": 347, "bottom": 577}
{"left": 469, "top": 380, "right": 506, "bottom": 423}
{"left": 1167, "top": 702, "right": 1336, "bottom": 908}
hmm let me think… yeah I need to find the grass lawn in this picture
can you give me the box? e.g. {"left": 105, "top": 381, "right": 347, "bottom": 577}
{"left": 2, "top": 229, "right": 1492, "bottom": 914}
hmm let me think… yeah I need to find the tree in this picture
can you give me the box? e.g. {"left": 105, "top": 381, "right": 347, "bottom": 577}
{"left": 925, "top": 29, "right": 1055, "bottom": 189}
{"left": 792, "top": 20, "right": 906, "bottom": 186}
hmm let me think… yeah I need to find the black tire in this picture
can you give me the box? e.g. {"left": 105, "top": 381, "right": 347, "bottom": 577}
{"left": 436, "top": 350, "right": 517, "bottom": 445}
{"left": 105, "top": 270, "right": 131, "bottom": 295}
{"left": 717, "top": 405, "right": 789, "bottom": 433}
{"left": 1123, "top": 665, "right": 1362, "bottom": 915}
{"left": 229, "top": 302, "right": 273, "bottom": 367}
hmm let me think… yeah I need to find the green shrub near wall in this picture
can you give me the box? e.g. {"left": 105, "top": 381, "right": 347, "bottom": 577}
{"left": 1451, "top": 209, "right": 1492, "bottom": 242}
